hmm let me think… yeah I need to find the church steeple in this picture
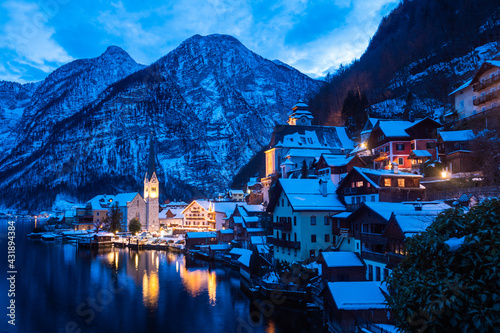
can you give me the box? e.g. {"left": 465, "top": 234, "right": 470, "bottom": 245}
{"left": 287, "top": 100, "right": 314, "bottom": 126}
{"left": 144, "top": 133, "right": 159, "bottom": 231}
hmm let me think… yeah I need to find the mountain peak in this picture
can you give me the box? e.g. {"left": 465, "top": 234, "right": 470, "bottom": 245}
{"left": 101, "top": 45, "right": 132, "bottom": 59}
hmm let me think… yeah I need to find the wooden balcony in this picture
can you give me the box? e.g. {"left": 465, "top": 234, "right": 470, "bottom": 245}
{"left": 273, "top": 221, "right": 292, "bottom": 231}
{"left": 270, "top": 238, "right": 301, "bottom": 249}
{"left": 372, "top": 151, "right": 388, "bottom": 161}
{"left": 333, "top": 228, "right": 352, "bottom": 237}
{"left": 361, "top": 232, "right": 387, "bottom": 246}
{"left": 361, "top": 250, "right": 388, "bottom": 264}
{"left": 473, "top": 90, "right": 498, "bottom": 105}
{"left": 472, "top": 74, "right": 500, "bottom": 92}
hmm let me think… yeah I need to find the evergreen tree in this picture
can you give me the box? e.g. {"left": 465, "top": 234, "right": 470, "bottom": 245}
{"left": 300, "top": 160, "right": 308, "bottom": 179}
{"left": 128, "top": 217, "right": 142, "bottom": 235}
{"left": 104, "top": 202, "right": 123, "bottom": 234}
{"left": 386, "top": 199, "right": 500, "bottom": 332}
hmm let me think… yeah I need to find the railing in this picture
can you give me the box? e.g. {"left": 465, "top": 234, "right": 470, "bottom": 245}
{"left": 360, "top": 232, "right": 387, "bottom": 245}
{"left": 344, "top": 187, "right": 357, "bottom": 194}
{"left": 372, "top": 151, "right": 388, "bottom": 161}
{"left": 345, "top": 203, "right": 362, "bottom": 211}
{"left": 361, "top": 250, "right": 388, "bottom": 263}
{"left": 473, "top": 90, "right": 498, "bottom": 105}
{"left": 472, "top": 74, "right": 500, "bottom": 92}
{"left": 273, "top": 222, "right": 292, "bottom": 231}
{"left": 339, "top": 228, "right": 351, "bottom": 237}
{"left": 270, "top": 238, "right": 301, "bottom": 249}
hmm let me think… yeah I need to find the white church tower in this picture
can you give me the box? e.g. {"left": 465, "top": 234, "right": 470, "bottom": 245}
{"left": 287, "top": 100, "right": 314, "bottom": 126}
{"left": 144, "top": 136, "right": 159, "bottom": 231}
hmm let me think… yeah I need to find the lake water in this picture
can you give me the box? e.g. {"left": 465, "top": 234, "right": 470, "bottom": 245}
{"left": 0, "top": 219, "right": 322, "bottom": 333}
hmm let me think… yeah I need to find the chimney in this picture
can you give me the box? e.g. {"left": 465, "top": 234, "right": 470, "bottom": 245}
{"left": 392, "top": 162, "right": 398, "bottom": 174}
{"left": 319, "top": 179, "right": 328, "bottom": 197}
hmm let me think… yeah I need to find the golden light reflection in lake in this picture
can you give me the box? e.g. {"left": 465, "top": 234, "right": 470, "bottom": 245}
{"left": 179, "top": 263, "right": 217, "bottom": 306}
{"left": 142, "top": 271, "right": 159, "bottom": 309}
{"left": 135, "top": 253, "right": 138, "bottom": 270}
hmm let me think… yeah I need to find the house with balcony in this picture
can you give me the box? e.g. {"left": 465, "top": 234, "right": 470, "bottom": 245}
{"left": 181, "top": 200, "right": 215, "bottom": 230}
{"left": 221, "top": 204, "right": 265, "bottom": 248}
{"left": 335, "top": 166, "right": 425, "bottom": 211}
{"left": 315, "top": 154, "right": 366, "bottom": 185}
{"left": 367, "top": 118, "right": 441, "bottom": 172}
{"left": 159, "top": 208, "right": 184, "bottom": 228}
{"left": 447, "top": 60, "right": 500, "bottom": 127}
{"left": 266, "top": 178, "right": 346, "bottom": 263}
{"left": 340, "top": 201, "right": 449, "bottom": 282}
{"left": 437, "top": 130, "right": 479, "bottom": 176}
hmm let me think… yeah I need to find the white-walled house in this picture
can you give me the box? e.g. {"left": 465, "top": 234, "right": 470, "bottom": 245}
{"left": 267, "top": 178, "right": 346, "bottom": 263}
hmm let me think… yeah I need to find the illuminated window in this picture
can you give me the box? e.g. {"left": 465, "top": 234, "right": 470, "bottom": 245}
{"left": 356, "top": 181, "right": 363, "bottom": 187}
{"left": 398, "top": 157, "right": 404, "bottom": 165}
{"left": 398, "top": 179, "right": 405, "bottom": 187}
{"left": 384, "top": 179, "right": 391, "bottom": 187}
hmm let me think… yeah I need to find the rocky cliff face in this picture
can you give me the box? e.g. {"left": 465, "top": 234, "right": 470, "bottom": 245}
{"left": 0, "top": 34, "right": 320, "bottom": 211}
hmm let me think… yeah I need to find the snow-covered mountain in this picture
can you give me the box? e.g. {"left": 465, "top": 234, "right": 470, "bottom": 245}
{"left": 0, "top": 34, "right": 320, "bottom": 211}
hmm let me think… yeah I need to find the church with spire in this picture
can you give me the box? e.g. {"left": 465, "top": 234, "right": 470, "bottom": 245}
{"left": 143, "top": 135, "right": 160, "bottom": 231}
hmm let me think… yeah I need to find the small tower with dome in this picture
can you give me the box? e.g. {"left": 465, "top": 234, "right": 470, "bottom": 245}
{"left": 287, "top": 100, "right": 314, "bottom": 126}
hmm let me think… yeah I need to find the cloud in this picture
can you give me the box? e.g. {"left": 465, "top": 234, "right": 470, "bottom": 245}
{"left": 0, "top": 1, "right": 73, "bottom": 81}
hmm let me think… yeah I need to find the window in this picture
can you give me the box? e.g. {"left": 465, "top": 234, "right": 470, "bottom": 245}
{"left": 384, "top": 178, "right": 391, "bottom": 187}
{"left": 309, "top": 250, "right": 315, "bottom": 257}
{"left": 293, "top": 216, "right": 297, "bottom": 226}
{"left": 371, "top": 196, "right": 375, "bottom": 202}
{"left": 276, "top": 216, "right": 279, "bottom": 223}
{"left": 376, "top": 266, "right": 381, "bottom": 281}
{"left": 356, "top": 242, "right": 360, "bottom": 250}
{"left": 96, "top": 218, "right": 100, "bottom": 222}
{"left": 367, "top": 182, "right": 370, "bottom": 188}
{"left": 356, "top": 196, "right": 361, "bottom": 204}
{"left": 311, "top": 234, "right": 316, "bottom": 243}
{"left": 325, "top": 234, "right": 330, "bottom": 243}
{"left": 294, "top": 233, "right": 297, "bottom": 242}
{"left": 396, "top": 143, "right": 404, "bottom": 151}
{"left": 294, "top": 249, "right": 297, "bottom": 257}
{"left": 310, "top": 216, "right": 316, "bottom": 225}
{"left": 281, "top": 198, "right": 284, "bottom": 207}
{"left": 287, "top": 199, "right": 290, "bottom": 207}
{"left": 356, "top": 181, "right": 363, "bottom": 187}
{"left": 398, "top": 157, "right": 404, "bottom": 165}
{"left": 324, "top": 216, "right": 330, "bottom": 225}
{"left": 411, "top": 142, "right": 415, "bottom": 150}
{"left": 398, "top": 178, "right": 405, "bottom": 187}
{"left": 384, "top": 268, "right": 389, "bottom": 279}
{"left": 362, "top": 196, "right": 366, "bottom": 202}
{"left": 426, "top": 142, "right": 436, "bottom": 149}
{"left": 368, "top": 265, "right": 373, "bottom": 281}
{"left": 378, "top": 134, "right": 385, "bottom": 142}
{"left": 351, "top": 197, "right": 355, "bottom": 204}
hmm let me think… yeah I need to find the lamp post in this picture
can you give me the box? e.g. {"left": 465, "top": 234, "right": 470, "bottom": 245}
{"left": 441, "top": 170, "right": 450, "bottom": 201}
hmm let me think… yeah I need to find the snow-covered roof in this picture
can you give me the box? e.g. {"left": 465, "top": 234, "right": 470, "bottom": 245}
{"left": 323, "top": 154, "right": 354, "bottom": 167}
{"left": 238, "top": 251, "right": 252, "bottom": 267}
{"left": 114, "top": 193, "right": 140, "bottom": 206}
{"left": 229, "top": 248, "right": 252, "bottom": 256}
{"left": 410, "top": 150, "right": 433, "bottom": 158}
{"left": 322, "top": 251, "right": 364, "bottom": 268}
{"left": 230, "top": 190, "right": 244, "bottom": 195}
{"left": 96, "top": 232, "right": 115, "bottom": 237}
{"left": 250, "top": 236, "right": 267, "bottom": 245}
{"left": 361, "top": 201, "right": 449, "bottom": 222}
{"left": 219, "top": 229, "right": 234, "bottom": 234}
{"left": 256, "top": 245, "right": 270, "bottom": 254}
{"left": 87, "top": 194, "right": 115, "bottom": 209}
{"left": 243, "top": 205, "right": 264, "bottom": 212}
{"left": 165, "top": 201, "right": 188, "bottom": 206}
{"left": 449, "top": 79, "right": 473, "bottom": 95}
{"left": 392, "top": 204, "right": 449, "bottom": 237}
{"left": 486, "top": 60, "right": 500, "bottom": 67}
{"left": 377, "top": 120, "right": 414, "bottom": 138}
{"left": 212, "top": 202, "right": 241, "bottom": 216}
{"left": 185, "top": 231, "right": 217, "bottom": 239}
{"left": 332, "top": 212, "right": 351, "bottom": 219}
{"left": 209, "top": 244, "right": 230, "bottom": 251}
{"left": 246, "top": 227, "right": 264, "bottom": 233}
{"left": 328, "top": 282, "right": 387, "bottom": 310}
{"left": 438, "top": 130, "right": 473, "bottom": 142}
{"left": 247, "top": 178, "right": 260, "bottom": 187}
{"left": 285, "top": 149, "right": 328, "bottom": 159}
{"left": 281, "top": 159, "right": 295, "bottom": 166}
{"left": 159, "top": 208, "right": 184, "bottom": 219}
{"left": 279, "top": 178, "right": 345, "bottom": 211}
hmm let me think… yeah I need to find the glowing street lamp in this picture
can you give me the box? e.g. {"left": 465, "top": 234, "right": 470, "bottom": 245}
{"left": 441, "top": 169, "right": 450, "bottom": 200}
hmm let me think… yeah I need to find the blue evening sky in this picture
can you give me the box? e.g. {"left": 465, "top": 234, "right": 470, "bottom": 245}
{"left": 0, "top": 0, "right": 400, "bottom": 83}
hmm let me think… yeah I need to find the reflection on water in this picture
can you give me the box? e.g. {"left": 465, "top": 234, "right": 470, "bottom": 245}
{"left": 1, "top": 219, "right": 321, "bottom": 333}
{"left": 142, "top": 271, "right": 160, "bottom": 309}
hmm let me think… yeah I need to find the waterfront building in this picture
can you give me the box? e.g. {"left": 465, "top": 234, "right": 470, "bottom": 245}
{"left": 267, "top": 178, "right": 345, "bottom": 263}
